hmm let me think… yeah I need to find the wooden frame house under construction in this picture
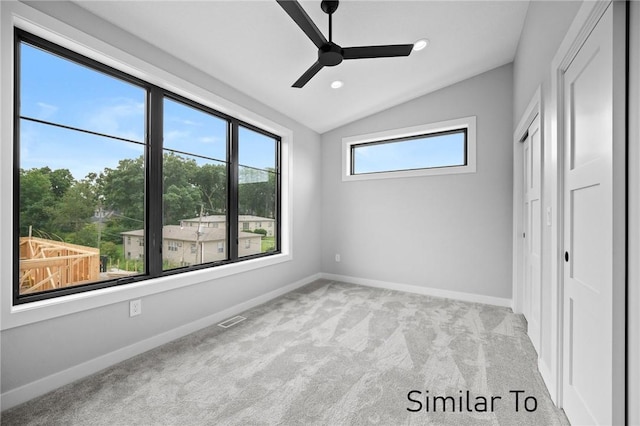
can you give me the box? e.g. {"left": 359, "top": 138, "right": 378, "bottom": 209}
{"left": 19, "top": 236, "right": 100, "bottom": 295}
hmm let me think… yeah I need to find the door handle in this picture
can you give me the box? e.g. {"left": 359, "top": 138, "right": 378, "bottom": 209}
{"left": 565, "top": 251, "right": 569, "bottom": 262}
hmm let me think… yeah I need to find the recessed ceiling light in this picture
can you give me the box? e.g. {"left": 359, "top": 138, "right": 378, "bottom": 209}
{"left": 331, "top": 80, "right": 344, "bottom": 89}
{"left": 413, "top": 39, "right": 429, "bottom": 51}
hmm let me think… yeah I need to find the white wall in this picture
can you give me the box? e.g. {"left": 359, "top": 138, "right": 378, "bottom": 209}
{"left": 0, "top": 1, "right": 322, "bottom": 407}
{"left": 321, "top": 64, "right": 514, "bottom": 302}
{"left": 513, "top": 1, "right": 582, "bottom": 122}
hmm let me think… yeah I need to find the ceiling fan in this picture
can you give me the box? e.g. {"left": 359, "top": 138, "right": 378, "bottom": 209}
{"left": 276, "top": 0, "right": 415, "bottom": 88}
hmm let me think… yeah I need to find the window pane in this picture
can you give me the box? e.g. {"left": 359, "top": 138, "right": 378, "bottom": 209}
{"left": 352, "top": 130, "right": 466, "bottom": 174}
{"left": 162, "top": 98, "right": 228, "bottom": 271}
{"left": 17, "top": 41, "right": 146, "bottom": 297}
{"left": 238, "top": 126, "right": 276, "bottom": 170}
{"left": 238, "top": 125, "right": 278, "bottom": 257}
{"left": 164, "top": 98, "right": 227, "bottom": 162}
{"left": 20, "top": 43, "right": 145, "bottom": 142}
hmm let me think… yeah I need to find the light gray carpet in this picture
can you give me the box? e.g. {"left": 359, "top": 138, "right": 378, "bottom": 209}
{"left": 1, "top": 280, "right": 568, "bottom": 425}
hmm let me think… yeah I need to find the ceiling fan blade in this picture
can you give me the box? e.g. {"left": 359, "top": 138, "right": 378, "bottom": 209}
{"left": 276, "top": 0, "right": 328, "bottom": 49}
{"left": 343, "top": 44, "right": 414, "bottom": 60}
{"left": 292, "top": 61, "right": 324, "bottom": 88}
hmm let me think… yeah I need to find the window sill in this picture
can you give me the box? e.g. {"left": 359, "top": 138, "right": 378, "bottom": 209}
{"left": 2, "top": 252, "right": 292, "bottom": 330}
{"left": 343, "top": 164, "right": 476, "bottom": 181}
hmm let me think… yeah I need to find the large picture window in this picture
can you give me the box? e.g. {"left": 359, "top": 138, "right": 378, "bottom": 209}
{"left": 14, "top": 30, "right": 281, "bottom": 304}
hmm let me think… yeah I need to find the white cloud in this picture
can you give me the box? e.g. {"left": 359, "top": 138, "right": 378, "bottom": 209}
{"left": 36, "top": 102, "right": 58, "bottom": 119}
{"left": 166, "top": 115, "right": 201, "bottom": 127}
{"left": 165, "top": 130, "right": 190, "bottom": 142}
{"left": 85, "top": 98, "right": 145, "bottom": 141}
{"left": 179, "top": 119, "right": 199, "bottom": 126}
{"left": 198, "top": 136, "right": 221, "bottom": 144}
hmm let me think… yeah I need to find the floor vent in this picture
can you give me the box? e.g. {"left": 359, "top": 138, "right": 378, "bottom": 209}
{"left": 217, "top": 315, "right": 247, "bottom": 328}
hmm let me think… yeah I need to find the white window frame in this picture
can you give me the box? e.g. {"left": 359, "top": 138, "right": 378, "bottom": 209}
{"left": 342, "top": 116, "right": 476, "bottom": 181}
{"left": 0, "top": 1, "right": 293, "bottom": 330}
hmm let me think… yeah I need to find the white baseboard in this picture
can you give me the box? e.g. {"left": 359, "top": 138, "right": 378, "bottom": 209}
{"left": 320, "top": 273, "right": 512, "bottom": 308}
{"left": 0, "top": 273, "right": 320, "bottom": 411}
{"left": 538, "top": 358, "right": 558, "bottom": 405}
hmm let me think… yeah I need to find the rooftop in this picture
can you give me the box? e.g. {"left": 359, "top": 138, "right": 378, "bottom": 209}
{"left": 181, "top": 215, "right": 275, "bottom": 223}
{"left": 121, "top": 225, "right": 259, "bottom": 242}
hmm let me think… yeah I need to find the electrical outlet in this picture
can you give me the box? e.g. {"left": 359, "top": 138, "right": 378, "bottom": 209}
{"left": 335, "top": 254, "right": 341, "bottom": 262}
{"left": 130, "top": 299, "right": 142, "bottom": 317}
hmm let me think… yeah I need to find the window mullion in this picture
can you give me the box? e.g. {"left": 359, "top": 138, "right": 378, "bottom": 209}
{"left": 147, "top": 87, "right": 164, "bottom": 276}
{"left": 276, "top": 138, "right": 282, "bottom": 254}
{"left": 228, "top": 120, "right": 239, "bottom": 260}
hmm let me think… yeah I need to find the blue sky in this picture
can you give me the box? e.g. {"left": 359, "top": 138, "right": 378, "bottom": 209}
{"left": 353, "top": 132, "right": 466, "bottom": 174}
{"left": 20, "top": 43, "right": 276, "bottom": 181}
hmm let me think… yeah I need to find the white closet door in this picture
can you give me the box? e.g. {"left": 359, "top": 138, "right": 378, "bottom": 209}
{"left": 562, "top": 4, "right": 614, "bottom": 425}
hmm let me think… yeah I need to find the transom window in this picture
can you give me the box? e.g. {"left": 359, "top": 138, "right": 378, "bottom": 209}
{"left": 14, "top": 29, "right": 281, "bottom": 304}
{"left": 342, "top": 116, "right": 476, "bottom": 181}
{"left": 352, "top": 129, "right": 467, "bottom": 174}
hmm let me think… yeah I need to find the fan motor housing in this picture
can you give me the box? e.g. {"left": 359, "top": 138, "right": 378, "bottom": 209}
{"left": 320, "top": 0, "right": 339, "bottom": 15}
{"left": 319, "top": 43, "right": 343, "bottom": 66}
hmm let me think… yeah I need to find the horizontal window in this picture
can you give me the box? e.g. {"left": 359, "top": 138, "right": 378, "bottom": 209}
{"left": 352, "top": 129, "right": 466, "bottom": 174}
{"left": 342, "top": 116, "right": 476, "bottom": 181}
{"left": 14, "top": 29, "right": 281, "bottom": 305}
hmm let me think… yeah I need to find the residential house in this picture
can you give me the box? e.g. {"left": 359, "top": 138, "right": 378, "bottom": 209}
{"left": 180, "top": 215, "right": 275, "bottom": 236}
{"left": 122, "top": 225, "right": 262, "bottom": 266}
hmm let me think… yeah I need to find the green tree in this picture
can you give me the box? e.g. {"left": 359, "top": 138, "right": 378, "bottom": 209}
{"left": 45, "top": 167, "right": 74, "bottom": 199}
{"left": 163, "top": 184, "right": 201, "bottom": 225}
{"left": 162, "top": 153, "right": 201, "bottom": 224}
{"left": 101, "top": 218, "right": 132, "bottom": 244}
{"left": 52, "top": 179, "right": 97, "bottom": 233}
{"left": 100, "top": 241, "right": 119, "bottom": 262}
{"left": 194, "top": 163, "right": 226, "bottom": 214}
{"left": 99, "top": 156, "right": 145, "bottom": 226}
{"left": 68, "top": 223, "right": 99, "bottom": 247}
{"left": 19, "top": 168, "right": 56, "bottom": 235}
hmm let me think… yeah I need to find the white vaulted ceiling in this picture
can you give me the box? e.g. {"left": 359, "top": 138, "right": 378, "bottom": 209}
{"left": 73, "top": 0, "right": 529, "bottom": 134}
